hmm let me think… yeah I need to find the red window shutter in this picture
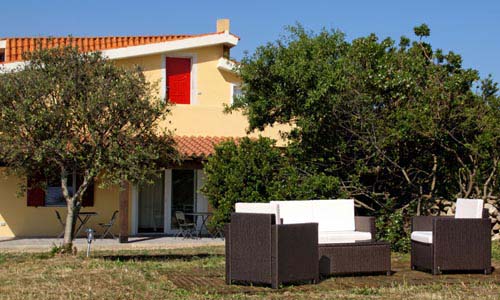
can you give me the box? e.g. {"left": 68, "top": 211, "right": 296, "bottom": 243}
{"left": 27, "top": 175, "right": 45, "bottom": 207}
{"left": 166, "top": 57, "right": 191, "bottom": 104}
{"left": 81, "top": 180, "right": 95, "bottom": 207}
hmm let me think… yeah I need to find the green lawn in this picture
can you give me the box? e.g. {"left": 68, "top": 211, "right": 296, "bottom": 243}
{"left": 0, "top": 243, "right": 499, "bottom": 299}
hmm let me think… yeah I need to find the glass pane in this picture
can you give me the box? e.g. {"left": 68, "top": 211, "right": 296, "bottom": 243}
{"left": 138, "top": 172, "right": 165, "bottom": 233}
{"left": 171, "top": 169, "right": 195, "bottom": 229}
{"left": 45, "top": 171, "right": 74, "bottom": 206}
{"left": 45, "top": 186, "right": 73, "bottom": 206}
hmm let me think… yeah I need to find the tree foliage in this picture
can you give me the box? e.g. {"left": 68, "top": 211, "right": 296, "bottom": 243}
{"left": 0, "top": 45, "right": 178, "bottom": 249}
{"left": 224, "top": 24, "right": 500, "bottom": 250}
{"left": 201, "top": 137, "right": 341, "bottom": 226}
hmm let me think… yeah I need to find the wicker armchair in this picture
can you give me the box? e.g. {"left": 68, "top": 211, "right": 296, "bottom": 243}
{"left": 225, "top": 212, "right": 319, "bottom": 288}
{"left": 411, "top": 199, "right": 492, "bottom": 275}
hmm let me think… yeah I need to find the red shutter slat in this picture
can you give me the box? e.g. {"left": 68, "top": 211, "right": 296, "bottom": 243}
{"left": 81, "top": 180, "right": 95, "bottom": 207}
{"left": 166, "top": 57, "right": 191, "bottom": 104}
{"left": 27, "top": 175, "right": 45, "bottom": 207}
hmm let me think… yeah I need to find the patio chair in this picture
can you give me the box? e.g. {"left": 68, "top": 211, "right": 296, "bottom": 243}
{"left": 55, "top": 210, "right": 65, "bottom": 238}
{"left": 410, "top": 198, "right": 492, "bottom": 275}
{"left": 226, "top": 203, "right": 319, "bottom": 288}
{"left": 175, "top": 211, "right": 196, "bottom": 239}
{"left": 98, "top": 210, "right": 119, "bottom": 239}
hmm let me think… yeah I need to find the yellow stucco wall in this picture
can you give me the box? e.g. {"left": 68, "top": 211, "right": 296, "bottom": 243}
{"left": 0, "top": 168, "right": 123, "bottom": 238}
{"left": 115, "top": 45, "right": 287, "bottom": 139}
{"left": 0, "top": 43, "right": 287, "bottom": 237}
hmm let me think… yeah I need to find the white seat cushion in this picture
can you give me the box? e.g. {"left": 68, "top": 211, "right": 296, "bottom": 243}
{"left": 455, "top": 198, "right": 484, "bottom": 219}
{"left": 411, "top": 231, "right": 433, "bottom": 244}
{"left": 270, "top": 200, "right": 314, "bottom": 224}
{"left": 235, "top": 202, "right": 280, "bottom": 223}
{"left": 312, "top": 199, "right": 355, "bottom": 232}
{"left": 318, "top": 231, "right": 371, "bottom": 244}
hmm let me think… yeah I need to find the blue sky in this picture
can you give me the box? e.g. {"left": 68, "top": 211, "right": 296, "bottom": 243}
{"left": 2, "top": 0, "right": 499, "bottom": 83}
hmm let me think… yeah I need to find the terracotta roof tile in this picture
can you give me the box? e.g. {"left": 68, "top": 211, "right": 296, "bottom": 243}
{"left": 174, "top": 135, "right": 238, "bottom": 158}
{"left": 0, "top": 32, "right": 237, "bottom": 63}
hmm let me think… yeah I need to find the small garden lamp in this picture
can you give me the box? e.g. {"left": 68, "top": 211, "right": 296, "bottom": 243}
{"left": 86, "top": 228, "right": 95, "bottom": 257}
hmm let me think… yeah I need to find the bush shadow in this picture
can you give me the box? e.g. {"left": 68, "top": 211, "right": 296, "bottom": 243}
{"left": 100, "top": 253, "right": 224, "bottom": 262}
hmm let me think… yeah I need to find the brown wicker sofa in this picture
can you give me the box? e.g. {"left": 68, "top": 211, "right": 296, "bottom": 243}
{"left": 225, "top": 211, "right": 319, "bottom": 288}
{"left": 225, "top": 200, "right": 382, "bottom": 288}
{"left": 411, "top": 199, "right": 492, "bottom": 275}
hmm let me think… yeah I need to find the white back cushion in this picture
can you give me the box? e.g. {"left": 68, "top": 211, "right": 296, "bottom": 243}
{"left": 312, "top": 199, "right": 355, "bottom": 231}
{"left": 455, "top": 198, "right": 484, "bottom": 219}
{"left": 270, "top": 200, "right": 314, "bottom": 224}
{"left": 235, "top": 202, "right": 280, "bottom": 223}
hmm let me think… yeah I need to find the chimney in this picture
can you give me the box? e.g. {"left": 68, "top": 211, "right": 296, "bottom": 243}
{"left": 217, "top": 19, "right": 230, "bottom": 33}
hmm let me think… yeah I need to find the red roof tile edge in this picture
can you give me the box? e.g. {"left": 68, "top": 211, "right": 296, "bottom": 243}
{"left": 174, "top": 135, "right": 239, "bottom": 158}
{"left": 1, "top": 31, "right": 240, "bottom": 63}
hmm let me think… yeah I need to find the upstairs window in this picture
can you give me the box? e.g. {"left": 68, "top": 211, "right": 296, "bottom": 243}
{"left": 231, "top": 83, "right": 243, "bottom": 104}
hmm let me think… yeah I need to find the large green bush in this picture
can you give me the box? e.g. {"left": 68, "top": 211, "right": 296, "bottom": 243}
{"left": 203, "top": 24, "right": 500, "bottom": 250}
{"left": 201, "top": 137, "right": 342, "bottom": 227}
{"left": 224, "top": 24, "right": 500, "bottom": 251}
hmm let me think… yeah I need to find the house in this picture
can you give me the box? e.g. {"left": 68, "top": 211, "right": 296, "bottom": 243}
{"left": 0, "top": 19, "right": 284, "bottom": 239}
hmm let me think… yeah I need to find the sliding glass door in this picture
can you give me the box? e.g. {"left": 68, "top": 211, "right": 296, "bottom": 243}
{"left": 170, "top": 169, "right": 196, "bottom": 229}
{"left": 138, "top": 172, "right": 165, "bottom": 233}
{"left": 133, "top": 169, "right": 205, "bottom": 235}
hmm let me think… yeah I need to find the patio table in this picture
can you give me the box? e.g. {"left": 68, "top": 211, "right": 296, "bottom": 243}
{"left": 184, "top": 212, "right": 213, "bottom": 237}
{"left": 318, "top": 240, "right": 391, "bottom": 276}
{"left": 75, "top": 212, "right": 98, "bottom": 237}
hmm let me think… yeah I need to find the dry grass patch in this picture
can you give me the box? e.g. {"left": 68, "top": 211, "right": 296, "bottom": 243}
{"left": 0, "top": 244, "right": 499, "bottom": 299}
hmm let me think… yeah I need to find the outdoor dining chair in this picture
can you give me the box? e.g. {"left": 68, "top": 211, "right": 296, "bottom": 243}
{"left": 98, "top": 210, "right": 119, "bottom": 239}
{"left": 175, "top": 211, "right": 197, "bottom": 239}
{"left": 55, "top": 211, "right": 65, "bottom": 238}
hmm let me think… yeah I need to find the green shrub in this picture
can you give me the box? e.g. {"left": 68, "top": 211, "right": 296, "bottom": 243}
{"left": 492, "top": 241, "right": 500, "bottom": 260}
{"left": 201, "top": 136, "right": 341, "bottom": 228}
{"left": 376, "top": 209, "right": 411, "bottom": 252}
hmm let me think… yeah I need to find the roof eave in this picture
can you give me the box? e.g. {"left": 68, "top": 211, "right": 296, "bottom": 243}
{"left": 102, "top": 32, "right": 239, "bottom": 60}
{"left": 0, "top": 32, "right": 239, "bottom": 72}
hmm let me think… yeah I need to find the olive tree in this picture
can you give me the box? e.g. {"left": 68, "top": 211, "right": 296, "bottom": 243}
{"left": 0, "top": 46, "right": 178, "bottom": 251}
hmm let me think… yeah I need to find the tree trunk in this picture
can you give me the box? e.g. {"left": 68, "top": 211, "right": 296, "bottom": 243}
{"left": 62, "top": 197, "right": 80, "bottom": 252}
{"left": 59, "top": 167, "right": 92, "bottom": 253}
{"left": 60, "top": 167, "right": 79, "bottom": 252}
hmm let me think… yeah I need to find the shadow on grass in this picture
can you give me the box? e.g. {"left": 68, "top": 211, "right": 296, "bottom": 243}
{"left": 410, "top": 264, "right": 496, "bottom": 275}
{"left": 100, "top": 253, "right": 224, "bottom": 262}
{"left": 120, "top": 236, "right": 166, "bottom": 243}
{"left": 321, "top": 271, "right": 396, "bottom": 279}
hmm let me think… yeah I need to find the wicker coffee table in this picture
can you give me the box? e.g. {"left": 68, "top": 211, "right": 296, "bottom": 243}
{"left": 318, "top": 240, "right": 391, "bottom": 276}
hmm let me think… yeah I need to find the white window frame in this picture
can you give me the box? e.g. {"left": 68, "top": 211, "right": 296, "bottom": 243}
{"left": 230, "top": 82, "right": 242, "bottom": 105}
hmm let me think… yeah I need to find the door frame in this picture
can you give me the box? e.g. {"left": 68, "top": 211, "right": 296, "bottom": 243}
{"left": 131, "top": 169, "right": 202, "bottom": 235}
{"left": 131, "top": 170, "right": 167, "bottom": 235}
{"left": 161, "top": 53, "right": 198, "bottom": 105}
{"left": 165, "top": 169, "right": 199, "bottom": 234}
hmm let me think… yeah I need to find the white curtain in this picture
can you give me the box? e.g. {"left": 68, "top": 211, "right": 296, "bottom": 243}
{"left": 138, "top": 173, "right": 164, "bottom": 231}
